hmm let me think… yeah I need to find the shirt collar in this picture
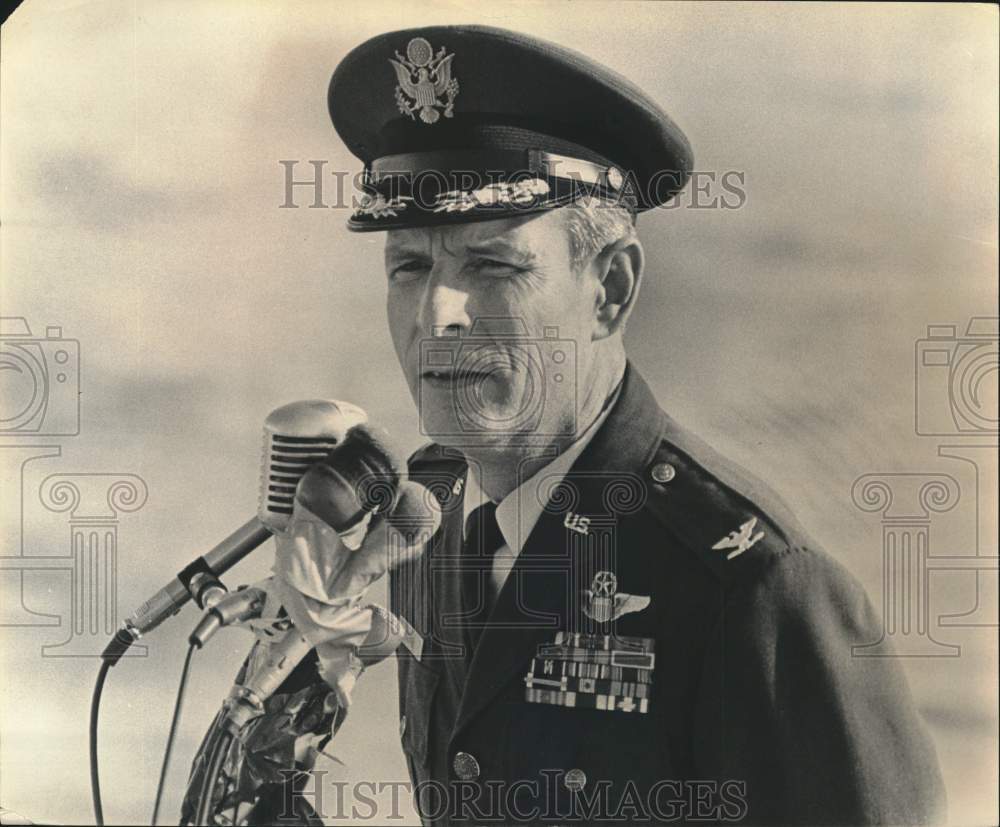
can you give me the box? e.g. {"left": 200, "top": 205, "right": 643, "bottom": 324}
{"left": 461, "top": 374, "right": 624, "bottom": 555}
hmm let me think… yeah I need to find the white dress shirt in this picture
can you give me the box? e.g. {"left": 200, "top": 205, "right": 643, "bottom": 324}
{"left": 461, "top": 381, "right": 622, "bottom": 597}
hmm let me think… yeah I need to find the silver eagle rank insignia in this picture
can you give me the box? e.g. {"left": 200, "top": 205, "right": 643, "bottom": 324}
{"left": 712, "top": 516, "right": 765, "bottom": 559}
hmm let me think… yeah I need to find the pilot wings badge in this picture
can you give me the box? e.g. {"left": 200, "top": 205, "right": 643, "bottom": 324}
{"left": 390, "top": 37, "right": 459, "bottom": 124}
{"left": 712, "top": 516, "right": 765, "bottom": 559}
{"left": 582, "top": 571, "right": 651, "bottom": 623}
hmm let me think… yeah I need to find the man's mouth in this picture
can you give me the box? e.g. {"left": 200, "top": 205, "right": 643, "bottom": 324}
{"left": 420, "top": 368, "right": 498, "bottom": 385}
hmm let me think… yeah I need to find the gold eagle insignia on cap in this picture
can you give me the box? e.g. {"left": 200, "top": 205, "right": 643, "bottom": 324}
{"left": 389, "top": 37, "right": 459, "bottom": 124}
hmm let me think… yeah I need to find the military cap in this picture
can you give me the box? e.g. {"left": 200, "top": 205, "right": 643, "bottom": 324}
{"left": 328, "top": 25, "right": 693, "bottom": 231}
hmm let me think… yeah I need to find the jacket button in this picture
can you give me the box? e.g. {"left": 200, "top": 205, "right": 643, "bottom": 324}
{"left": 452, "top": 751, "right": 481, "bottom": 780}
{"left": 650, "top": 462, "right": 676, "bottom": 483}
{"left": 564, "top": 768, "right": 587, "bottom": 791}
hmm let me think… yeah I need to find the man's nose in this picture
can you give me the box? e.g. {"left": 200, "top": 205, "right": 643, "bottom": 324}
{"left": 418, "top": 274, "right": 473, "bottom": 337}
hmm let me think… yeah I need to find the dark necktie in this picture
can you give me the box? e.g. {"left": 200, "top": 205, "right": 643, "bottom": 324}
{"left": 462, "top": 501, "right": 503, "bottom": 652}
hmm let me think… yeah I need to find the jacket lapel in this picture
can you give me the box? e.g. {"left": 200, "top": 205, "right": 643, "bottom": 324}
{"left": 452, "top": 363, "right": 667, "bottom": 737}
{"left": 430, "top": 499, "right": 475, "bottom": 681}
{"left": 401, "top": 452, "right": 472, "bottom": 690}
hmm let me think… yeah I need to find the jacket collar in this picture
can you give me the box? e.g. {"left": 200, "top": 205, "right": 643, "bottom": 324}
{"left": 572, "top": 361, "right": 667, "bottom": 478}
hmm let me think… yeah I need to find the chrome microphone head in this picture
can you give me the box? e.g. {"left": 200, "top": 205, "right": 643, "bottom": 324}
{"left": 257, "top": 399, "right": 368, "bottom": 532}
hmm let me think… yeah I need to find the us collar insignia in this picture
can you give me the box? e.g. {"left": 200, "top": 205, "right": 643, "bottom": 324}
{"left": 712, "top": 516, "right": 765, "bottom": 559}
{"left": 582, "top": 570, "right": 651, "bottom": 623}
{"left": 390, "top": 37, "right": 459, "bottom": 124}
{"left": 563, "top": 510, "right": 590, "bottom": 536}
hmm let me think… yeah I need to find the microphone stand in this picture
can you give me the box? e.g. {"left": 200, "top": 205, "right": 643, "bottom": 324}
{"left": 180, "top": 637, "right": 343, "bottom": 827}
{"left": 193, "top": 727, "right": 236, "bottom": 826}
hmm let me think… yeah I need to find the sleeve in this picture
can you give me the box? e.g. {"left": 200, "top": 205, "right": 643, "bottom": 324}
{"left": 693, "top": 547, "right": 947, "bottom": 826}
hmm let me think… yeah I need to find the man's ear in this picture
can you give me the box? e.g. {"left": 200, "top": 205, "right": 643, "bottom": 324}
{"left": 591, "top": 235, "right": 644, "bottom": 340}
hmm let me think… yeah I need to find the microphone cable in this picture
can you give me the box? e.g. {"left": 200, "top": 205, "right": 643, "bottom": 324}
{"left": 151, "top": 642, "right": 198, "bottom": 826}
{"left": 89, "top": 658, "right": 111, "bottom": 827}
{"left": 90, "top": 630, "right": 134, "bottom": 826}
{"left": 91, "top": 635, "right": 201, "bottom": 827}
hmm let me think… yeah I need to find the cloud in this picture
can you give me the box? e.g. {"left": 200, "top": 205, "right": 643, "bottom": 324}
{"left": 27, "top": 150, "right": 219, "bottom": 233}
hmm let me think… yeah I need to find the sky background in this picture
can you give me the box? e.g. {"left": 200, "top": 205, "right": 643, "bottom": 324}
{"left": 1, "top": 1, "right": 997, "bottom": 824}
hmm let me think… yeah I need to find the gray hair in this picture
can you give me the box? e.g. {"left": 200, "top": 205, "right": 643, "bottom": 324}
{"left": 563, "top": 198, "right": 637, "bottom": 271}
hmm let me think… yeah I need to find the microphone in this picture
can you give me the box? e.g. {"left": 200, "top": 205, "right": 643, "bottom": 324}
{"left": 202, "top": 478, "right": 441, "bottom": 732}
{"left": 102, "top": 399, "right": 368, "bottom": 665}
{"left": 188, "top": 466, "right": 441, "bottom": 650}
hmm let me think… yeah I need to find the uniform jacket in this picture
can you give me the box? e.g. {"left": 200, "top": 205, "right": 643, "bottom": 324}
{"left": 390, "top": 363, "right": 946, "bottom": 826}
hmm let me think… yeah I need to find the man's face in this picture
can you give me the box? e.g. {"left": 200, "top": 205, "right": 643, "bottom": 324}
{"left": 384, "top": 210, "right": 598, "bottom": 450}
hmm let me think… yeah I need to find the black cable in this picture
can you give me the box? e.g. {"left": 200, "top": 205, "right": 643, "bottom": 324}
{"left": 91, "top": 629, "right": 138, "bottom": 826}
{"left": 151, "top": 643, "right": 198, "bottom": 826}
{"left": 195, "top": 727, "right": 234, "bottom": 826}
{"left": 90, "top": 658, "right": 112, "bottom": 826}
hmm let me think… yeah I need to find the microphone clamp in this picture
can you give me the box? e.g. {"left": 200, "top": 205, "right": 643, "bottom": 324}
{"left": 189, "top": 586, "right": 268, "bottom": 648}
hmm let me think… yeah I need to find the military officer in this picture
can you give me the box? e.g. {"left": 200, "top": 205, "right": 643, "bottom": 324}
{"left": 325, "top": 24, "right": 946, "bottom": 826}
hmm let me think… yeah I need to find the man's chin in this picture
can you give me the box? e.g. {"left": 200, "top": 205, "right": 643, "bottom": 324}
{"left": 420, "top": 417, "right": 505, "bottom": 447}
{"left": 419, "top": 423, "right": 569, "bottom": 458}
{"left": 431, "top": 431, "right": 514, "bottom": 453}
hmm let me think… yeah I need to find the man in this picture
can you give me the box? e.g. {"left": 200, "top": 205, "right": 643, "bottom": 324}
{"left": 269, "top": 23, "right": 946, "bottom": 826}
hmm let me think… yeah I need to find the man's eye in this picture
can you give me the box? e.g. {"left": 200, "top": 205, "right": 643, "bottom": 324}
{"left": 389, "top": 261, "right": 430, "bottom": 283}
{"left": 474, "top": 259, "right": 523, "bottom": 276}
